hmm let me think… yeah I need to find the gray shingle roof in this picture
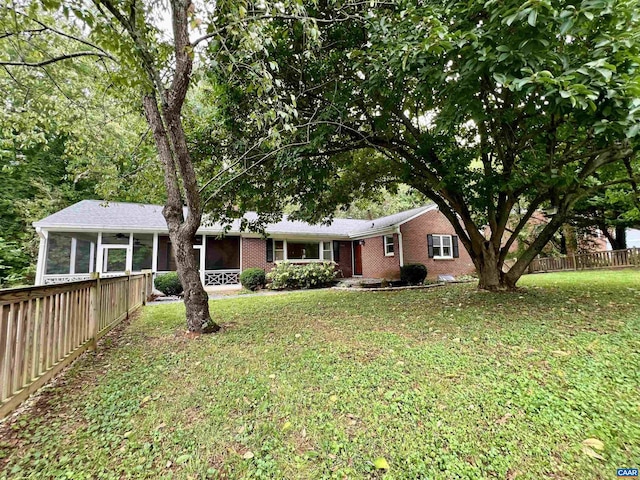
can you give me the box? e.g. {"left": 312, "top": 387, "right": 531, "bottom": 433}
{"left": 33, "top": 200, "right": 436, "bottom": 238}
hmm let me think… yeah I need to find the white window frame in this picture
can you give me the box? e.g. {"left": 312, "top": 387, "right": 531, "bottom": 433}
{"left": 384, "top": 235, "right": 395, "bottom": 256}
{"left": 274, "top": 239, "right": 333, "bottom": 263}
{"left": 322, "top": 241, "right": 333, "bottom": 261}
{"left": 432, "top": 234, "right": 453, "bottom": 259}
{"left": 274, "top": 240, "right": 285, "bottom": 261}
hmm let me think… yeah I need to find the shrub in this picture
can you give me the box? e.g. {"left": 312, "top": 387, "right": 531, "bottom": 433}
{"left": 267, "top": 262, "right": 337, "bottom": 290}
{"left": 154, "top": 272, "right": 183, "bottom": 296}
{"left": 400, "top": 263, "right": 428, "bottom": 285}
{"left": 239, "top": 268, "right": 266, "bottom": 291}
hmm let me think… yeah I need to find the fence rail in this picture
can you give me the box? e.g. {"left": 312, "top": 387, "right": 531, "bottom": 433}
{"left": 0, "top": 272, "right": 153, "bottom": 419}
{"left": 528, "top": 248, "right": 640, "bottom": 273}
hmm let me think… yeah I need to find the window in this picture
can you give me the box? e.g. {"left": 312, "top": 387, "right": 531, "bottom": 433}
{"left": 322, "top": 241, "right": 333, "bottom": 260}
{"left": 132, "top": 234, "right": 153, "bottom": 271}
{"left": 274, "top": 240, "right": 285, "bottom": 261}
{"left": 432, "top": 235, "right": 452, "bottom": 259}
{"left": 287, "top": 241, "right": 320, "bottom": 260}
{"left": 205, "top": 237, "right": 240, "bottom": 270}
{"left": 272, "top": 240, "right": 333, "bottom": 262}
{"left": 384, "top": 235, "right": 395, "bottom": 256}
{"left": 157, "top": 235, "right": 177, "bottom": 271}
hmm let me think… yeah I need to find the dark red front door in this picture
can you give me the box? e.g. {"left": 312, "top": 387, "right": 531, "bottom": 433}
{"left": 353, "top": 241, "right": 363, "bottom": 276}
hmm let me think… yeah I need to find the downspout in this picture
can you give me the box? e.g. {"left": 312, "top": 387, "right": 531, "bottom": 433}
{"left": 396, "top": 226, "right": 404, "bottom": 267}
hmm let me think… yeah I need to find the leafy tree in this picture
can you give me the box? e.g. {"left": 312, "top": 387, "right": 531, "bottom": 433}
{"left": 218, "top": 0, "right": 640, "bottom": 290}
{"left": 334, "top": 184, "right": 428, "bottom": 220}
{"left": 0, "top": 0, "right": 323, "bottom": 331}
{"left": 0, "top": 9, "right": 161, "bottom": 286}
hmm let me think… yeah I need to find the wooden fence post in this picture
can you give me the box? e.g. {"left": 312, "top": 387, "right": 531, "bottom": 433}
{"left": 141, "top": 270, "right": 152, "bottom": 305}
{"left": 125, "top": 271, "right": 131, "bottom": 319}
{"left": 89, "top": 272, "right": 100, "bottom": 352}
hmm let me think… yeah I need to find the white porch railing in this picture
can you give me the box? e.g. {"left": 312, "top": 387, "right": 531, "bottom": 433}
{"left": 43, "top": 274, "right": 91, "bottom": 285}
{"left": 204, "top": 270, "right": 240, "bottom": 286}
{"left": 43, "top": 272, "right": 126, "bottom": 285}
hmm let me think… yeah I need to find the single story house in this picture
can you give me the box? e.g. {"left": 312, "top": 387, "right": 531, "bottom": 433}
{"left": 33, "top": 200, "right": 475, "bottom": 286}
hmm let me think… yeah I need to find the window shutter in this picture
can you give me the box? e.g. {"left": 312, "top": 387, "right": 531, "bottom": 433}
{"left": 333, "top": 241, "right": 340, "bottom": 262}
{"left": 383, "top": 236, "right": 387, "bottom": 256}
{"left": 427, "top": 234, "right": 434, "bottom": 258}
{"left": 452, "top": 236, "right": 459, "bottom": 258}
{"left": 266, "top": 238, "right": 274, "bottom": 263}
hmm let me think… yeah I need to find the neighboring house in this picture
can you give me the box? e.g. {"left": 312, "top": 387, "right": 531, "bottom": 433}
{"left": 33, "top": 200, "right": 475, "bottom": 286}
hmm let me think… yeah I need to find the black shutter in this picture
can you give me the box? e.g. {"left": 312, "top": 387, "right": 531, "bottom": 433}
{"left": 452, "top": 236, "right": 459, "bottom": 258}
{"left": 333, "top": 241, "right": 340, "bottom": 262}
{"left": 427, "top": 234, "right": 434, "bottom": 258}
{"left": 266, "top": 238, "right": 274, "bottom": 262}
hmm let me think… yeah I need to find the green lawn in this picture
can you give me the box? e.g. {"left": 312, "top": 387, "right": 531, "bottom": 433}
{"left": 1, "top": 270, "right": 639, "bottom": 479}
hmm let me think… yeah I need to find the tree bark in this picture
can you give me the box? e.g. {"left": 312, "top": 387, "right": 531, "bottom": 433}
{"left": 143, "top": 95, "right": 220, "bottom": 333}
{"left": 613, "top": 225, "right": 627, "bottom": 250}
{"left": 475, "top": 243, "right": 508, "bottom": 291}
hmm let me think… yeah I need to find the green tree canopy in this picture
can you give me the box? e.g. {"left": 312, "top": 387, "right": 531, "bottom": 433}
{"left": 213, "top": 0, "right": 640, "bottom": 289}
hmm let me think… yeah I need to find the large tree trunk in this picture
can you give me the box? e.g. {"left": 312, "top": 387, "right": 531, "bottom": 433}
{"left": 143, "top": 95, "right": 220, "bottom": 334}
{"left": 171, "top": 228, "right": 219, "bottom": 333}
{"left": 474, "top": 243, "right": 517, "bottom": 291}
{"left": 139, "top": 0, "right": 219, "bottom": 334}
{"left": 612, "top": 225, "right": 627, "bottom": 250}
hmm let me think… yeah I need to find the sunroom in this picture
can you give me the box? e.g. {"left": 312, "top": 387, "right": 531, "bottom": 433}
{"left": 36, "top": 230, "right": 241, "bottom": 287}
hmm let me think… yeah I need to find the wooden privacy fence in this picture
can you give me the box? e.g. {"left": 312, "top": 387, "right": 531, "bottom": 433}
{"left": 528, "top": 248, "right": 640, "bottom": 273}
{"left": 0, "top": 272, "right": 153, "bottom": 419}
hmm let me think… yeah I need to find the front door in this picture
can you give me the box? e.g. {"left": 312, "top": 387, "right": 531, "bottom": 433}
{"left": 353, "top": 241, "right": 363, "bottom": 276}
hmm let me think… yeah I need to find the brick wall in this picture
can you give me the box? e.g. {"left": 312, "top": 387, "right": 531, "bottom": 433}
{"left": 241, "top": 238, "right": 269, "bottom": 271}
{"left": 400, "top": 209, "right": 476, "bottom": 279}
{"left": 359, "top": 234, "right": 402, "bottom": 279}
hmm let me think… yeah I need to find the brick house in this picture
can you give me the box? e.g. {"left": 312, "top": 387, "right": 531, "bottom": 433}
{"left": 33, "top": 200, "right": 475, "bottom": 286}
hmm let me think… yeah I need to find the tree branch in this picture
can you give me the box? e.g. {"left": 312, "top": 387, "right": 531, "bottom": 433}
{"left": 0, "top": 51, "right": 113, "bottom": 67}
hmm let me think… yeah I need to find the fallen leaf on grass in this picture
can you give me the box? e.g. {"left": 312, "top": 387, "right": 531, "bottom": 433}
{"left": 581, "top": 445, "right": 604, "bottom": 460}
{"left": 243, "top": 451, "right": 255, "bottom": 460}
{"left": 373, "top": 457, "right": 390, "bottom": 470}
{"left": 582, "top": 438, "right": 604, "bottom": 449}
{"left": 581, "top": 438, "right": 605, "bottom": 460}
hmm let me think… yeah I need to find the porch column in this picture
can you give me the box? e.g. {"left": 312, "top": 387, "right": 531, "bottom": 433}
{"left": 69, "top": 237, "right": 77, "bottom": 275}
{"left": 96, "top": 232, "right": 103, "bottom": 274}
{"left": 126, "top": 233, "right": 134, "bottom": 272}
{"left": 200, "top": 234, "right": 207, "bottom": 286}
{"left": 396, "top": 226, "right": 404, "bottom": 267}
{"left": 152, "top": 233, "right": 158, "bottom": 273}
{"left": 89, "top": 240, "right": 95, "bottom": 273}
{"left": 35, "top": 228, "right": 48, "bottom": 285}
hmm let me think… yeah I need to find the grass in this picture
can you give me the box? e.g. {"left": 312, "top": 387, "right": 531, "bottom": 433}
{"left": 1, "top": 269, "right": 639, "bottom": 479}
